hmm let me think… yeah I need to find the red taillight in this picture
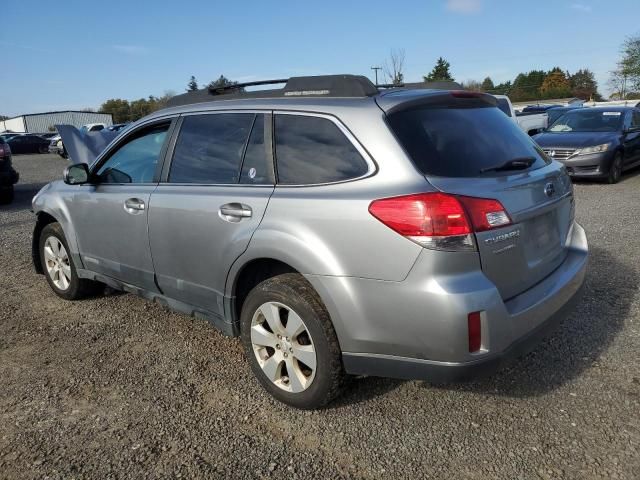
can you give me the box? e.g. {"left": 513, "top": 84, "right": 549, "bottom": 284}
{"left": 0, "top": 144, "right": 8, "bottom": 157}
{"left": 457, "top": 196, "right": 511, "bottom": 232}
{"left": 368, "top": 192, "right": 510, "bottom": 251}
{"left": 468, "top": 311, "right": 482, "bottom": 352}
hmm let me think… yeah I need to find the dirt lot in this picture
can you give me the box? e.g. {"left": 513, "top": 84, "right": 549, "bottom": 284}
{"left": 1, "top": 154, "right": 639, "bottom": 479}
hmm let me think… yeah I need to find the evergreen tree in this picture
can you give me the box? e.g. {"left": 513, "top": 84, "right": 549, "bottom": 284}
{"left": 186, "top": 76, "right": 199, "bottom": 92}
{"left": 539, "top": 67, "right": 572, "bottom": 99}
{"left": 424, "top": 57, "right": 454, "bottom": 82}
{"left": 481, "top": 77, "right": 494, "bottom": 91}
{"left": 569, "top": 69, "right": 600, "bottom": 100}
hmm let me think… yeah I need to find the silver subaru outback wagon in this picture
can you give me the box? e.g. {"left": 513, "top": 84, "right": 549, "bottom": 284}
{"left": 32, "top": 75, "right": 588, "bottom": 409}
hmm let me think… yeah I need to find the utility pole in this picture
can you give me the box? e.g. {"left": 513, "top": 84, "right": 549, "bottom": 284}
{"left": 371, "top": 66, "right": 382, "bottom": 86}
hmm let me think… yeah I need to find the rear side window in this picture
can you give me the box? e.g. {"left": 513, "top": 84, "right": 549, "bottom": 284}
{"left": 240, "top": 115, "right": 273, "bottom": 185}
{"left": 274, "top": 115, "right": 368, "bottom": 185}
{"left": 388, "top": 106, "right": 548, "bottom": 178}
{"left": 170, "top": 113, "right": 254, "bottom": 184}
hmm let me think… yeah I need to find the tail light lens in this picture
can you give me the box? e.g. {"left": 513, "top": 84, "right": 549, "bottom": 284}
{"left": 368, "top": 192, "right": 511, "bottom": 251}
{"left": 0, "top": 144, "right": 10, "bottom": 157}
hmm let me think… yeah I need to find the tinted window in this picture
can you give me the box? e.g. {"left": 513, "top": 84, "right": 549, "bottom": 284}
{"left": 170, "top": 113, "right": 254, "bottom": 184}
{"left": 275, "top": 115, "right": 368, "bottom": 185}
{"left": 388, "top": 106, "right": 548, "bottom": 178}
{"left": 631, "top": 110, "right": 640, "bottom": 128}
{"left": 240, "top": 115, "right": 272, "bottom": 184}
{"left": 96, "top": 124, "right": 169, "bottom": 184}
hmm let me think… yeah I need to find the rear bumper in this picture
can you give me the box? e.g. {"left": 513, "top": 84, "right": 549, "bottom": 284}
{"left": 342, "top": 283, "right": 583, "bottom": 382}
{"left": 306, "top": 222, "right": 588, "bottom": 382}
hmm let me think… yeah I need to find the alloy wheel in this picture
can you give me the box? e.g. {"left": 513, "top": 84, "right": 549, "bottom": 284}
{"left": 250, "top": 301, "right": 317, "bottom": 393}
{"left": 44, "top": 236, "right": 71, "bottom": 291}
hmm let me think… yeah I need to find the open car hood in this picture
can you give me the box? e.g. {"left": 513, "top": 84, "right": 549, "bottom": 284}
{"left": 56, "top": 125, "right": 120, "bottom": 165}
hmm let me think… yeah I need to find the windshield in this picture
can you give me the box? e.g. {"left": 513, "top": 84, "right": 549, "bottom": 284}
{"left": 549, "top": 110, "right": 623, "bottom": 132}
{"left": 388, "top": 105, "right": 549, "bottom": 177}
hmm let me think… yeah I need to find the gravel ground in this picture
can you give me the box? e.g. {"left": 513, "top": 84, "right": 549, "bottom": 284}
{"left": 1, "top": 154, "right": 639, "bottom": 479}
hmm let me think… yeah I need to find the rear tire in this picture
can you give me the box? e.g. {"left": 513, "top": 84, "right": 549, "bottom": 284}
{"left": 240, "top": 273, "right": 346, "bottom": 409}
{"left": 0, "top": 186, "right": 14, "bottom": 205}
{"left": 40, "top": 222, "right": 102, "bottom": 300}
{"left": 607, "top": 153, "right": 623, "bottom": 184}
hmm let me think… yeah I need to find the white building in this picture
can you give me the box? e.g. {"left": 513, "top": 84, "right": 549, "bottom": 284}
{"left": 0, "top": 111, "right": 113, "bottom": 133}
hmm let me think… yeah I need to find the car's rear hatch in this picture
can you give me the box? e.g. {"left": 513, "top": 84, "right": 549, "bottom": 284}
{"left": 380, "top": 90, "right": 574, "bottom": 300}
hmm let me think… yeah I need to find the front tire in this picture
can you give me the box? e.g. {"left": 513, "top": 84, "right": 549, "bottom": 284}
{"left": 40, "top": 222, "right": 101, "bottom": 300}
{"left": 607, "top": 152, "right": 623, "bottom": 184}
{"left": 240, "top": 273, "right": 346, "bottom": 409}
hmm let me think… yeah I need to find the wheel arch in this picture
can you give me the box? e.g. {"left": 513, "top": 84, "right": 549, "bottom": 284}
{"left": 230, "top": 257, "right": 298, "bottom": 329}
{"left": 32, "top": 211, "right": 59, "bottom": 274}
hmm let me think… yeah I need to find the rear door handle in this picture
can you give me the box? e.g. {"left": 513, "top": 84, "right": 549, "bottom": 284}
{"left": 219, "top": 203, "right": 252, "bottom": 222}
{"left": 124, "top": 198, "right": 146, "bottom": 214}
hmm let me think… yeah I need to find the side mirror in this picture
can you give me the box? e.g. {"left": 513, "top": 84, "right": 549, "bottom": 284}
{"left": 63, "top": 163, "right": 91, "bottom": 185}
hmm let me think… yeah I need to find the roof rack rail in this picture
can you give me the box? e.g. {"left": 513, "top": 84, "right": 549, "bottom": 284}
{"left": 209, "top": 78, "right": 288, "bottom": 94}
{"left": 166, "top": 74, "right": 379, "bottom": 108}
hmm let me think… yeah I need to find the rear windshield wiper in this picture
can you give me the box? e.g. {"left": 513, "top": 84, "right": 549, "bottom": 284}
{"left": 480, "top": 156, "right": 536, "bottom": 174}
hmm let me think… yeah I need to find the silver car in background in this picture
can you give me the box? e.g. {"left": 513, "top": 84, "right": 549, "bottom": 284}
{"left": 31, "top": 75, "right": 588, "bottom": 409}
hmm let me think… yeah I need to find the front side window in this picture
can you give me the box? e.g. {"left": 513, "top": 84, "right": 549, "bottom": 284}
{"left": 170, "top": 113, "right": 255, "bottom": 184}
{"left": 96, "top": 124, "right": 169, "bottom": 184}
{"left": 631, "top": 110, "right": 640, "bottom": 129}
{"left": 274, "top": 114, "right": 368, "bottom": 185}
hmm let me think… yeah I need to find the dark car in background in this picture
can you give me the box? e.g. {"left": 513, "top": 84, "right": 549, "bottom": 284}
{"left": 0, "top": 133, "right": 22, "bottom": 141}
{"left": 522, "top": 104, "right": 562, "bottom": 113}
{"left": 36, "top": 132, "right": 60, "bottom": 140}
{"left": 107, "top": 123, "right": 129, "bottom": 132}
{"left": 0, "top": 137, "right": 19, "bottom": 204}
{"left": 533, "top": 107, "right": 640, "bottom": 183}
{"left": 6, "top": 134, "right": 51, "bottom": 154}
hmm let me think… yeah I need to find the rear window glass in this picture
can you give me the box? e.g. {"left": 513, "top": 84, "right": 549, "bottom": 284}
{"left": 388, "top": 106, "right": 548, "bottom": 177}
{"left": 275, "top": 115, "right": 368, "bottom": 185}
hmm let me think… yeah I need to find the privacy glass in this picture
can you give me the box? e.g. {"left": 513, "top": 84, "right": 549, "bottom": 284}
{"left": 96, "top": 125, "right": 168, "bottom": 184}
{"left": 170, "top": 113, "right": 254, "bottom": 184}
{"left": 388, "top": 106, "right": 548, "bottom": 178}
{"left": 239, "top": 115, "right": 272, "bottom": 184}
{"left": 274, "top": 115, "right": 368, "bottom": 184}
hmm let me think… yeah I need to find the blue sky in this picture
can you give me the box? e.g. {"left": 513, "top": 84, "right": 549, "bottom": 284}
{"left": 1, "top": 0, "right": 639, "bottom": 116}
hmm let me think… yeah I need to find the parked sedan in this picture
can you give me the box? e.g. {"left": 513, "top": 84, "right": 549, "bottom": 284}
{"left": 0, "top": 137, "right": 19, "bottom": 204}
{"left": 6, "top": 134, "right": 51, "bottom": 154}
{"left": 533, "top": 107, "right": 640, "bottom": 183}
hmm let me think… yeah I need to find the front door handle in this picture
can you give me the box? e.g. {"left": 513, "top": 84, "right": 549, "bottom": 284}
{"left": 124, "top": 198, "right": 146, "bottom": 214}
{"left": 219, "top": 203, "right": 252, "bottom": 222}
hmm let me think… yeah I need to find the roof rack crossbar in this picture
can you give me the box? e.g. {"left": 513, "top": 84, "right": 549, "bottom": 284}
{"left": 209, "top": 78, "right": 288, "bottom": 94}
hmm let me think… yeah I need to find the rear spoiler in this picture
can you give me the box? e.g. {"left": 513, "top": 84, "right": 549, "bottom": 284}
{"left": 55, "top": 125, "right": 120, "bottom": 165}
{"left": 378, "top": 91, "right": 498, "bottom": 116}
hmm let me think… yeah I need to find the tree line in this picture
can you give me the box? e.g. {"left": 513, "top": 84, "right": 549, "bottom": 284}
{"left": 99, "top": 75, "right": 242, "bottom": 123}
{"left": 96, "top": 32, "right": 640, "bottom": 124}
